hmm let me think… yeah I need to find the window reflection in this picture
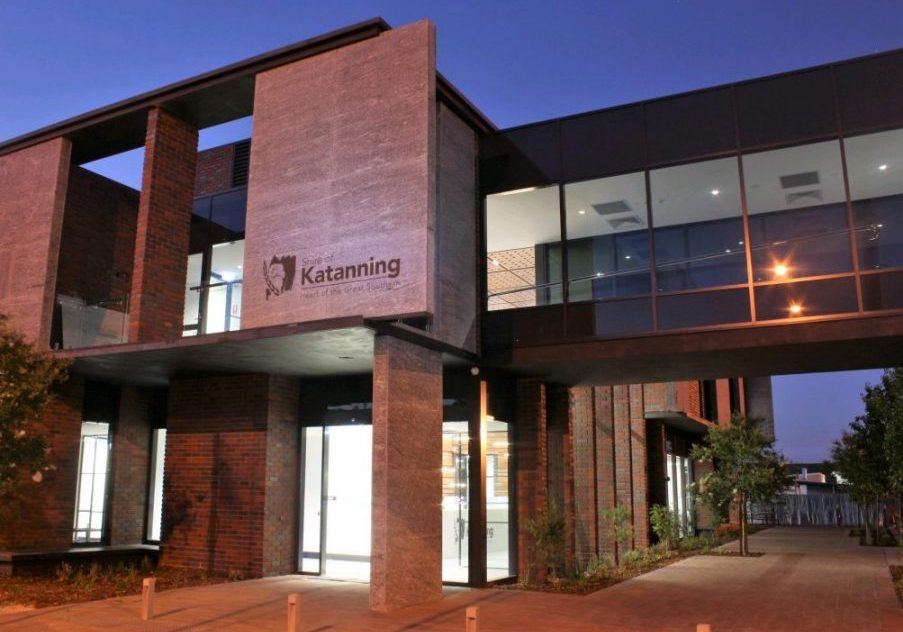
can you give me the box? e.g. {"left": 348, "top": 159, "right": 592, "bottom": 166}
{"left": 845, "top": 129, "right": 903, "bottom": 271}
{"left": 486, "top": 185, "right": 562, "bottom": 310}
{"left": 744, "top": 141, "right": 852, "bottom": 281}
{"left": 651, "top": 158, "right": 747, "bottom": 291}
{"left": 564, "top": 172, "right": 650, "bottom": 301}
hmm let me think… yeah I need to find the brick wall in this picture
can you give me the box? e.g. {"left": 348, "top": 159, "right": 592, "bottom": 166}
{"left": 0, "top": 138, "right": 71, "bottom": 346}
{"left": 569, "top": 386, "right": 595, "bottom": 569}
{"left": 109, "top": 386, "right": 152, "bottom": 545}
{"left": 514, "top": 379, "right": 547, "bottom": 580}
{"left": 129, "top": 108, "right": 198, "bottom": 343}
{"left": 0, "top": 377, "right": 84, "bottom": 549}
{"left": 194, "top": 144, "right": 234, "bottom": 197}
{"left": 56, "top": 167, "right": 138, "bottom": 305}
{"left": 546, "top": 384, "right": 574, "bottom": 571}
{"left": 162, "top": 374, "right": 270, "bottom": 577}
{"left": 262, "top": 375, "right": 300, "bottom": 576}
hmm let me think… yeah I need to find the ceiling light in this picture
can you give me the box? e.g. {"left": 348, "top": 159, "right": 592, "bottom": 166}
{"left": 725, "top": 249, "right": 732, "bottom": 253}
{"left": 773, "top": 263, "right": 788, "bottom": 278}
{"left": 624, "top": 255, "right": 631, "bottom": 260}
{"left": 789, "top": 303, "right": 802, "bottom": 316}
{"left": 495, "top": 186, "right": 537, "bottom": 196}
{"left": 711, "top": 189, "right": 720, "bottom": 196}
{"left": 578, "top": 209, "right": 586, "bottom": 215}
{"left": 595, "top": 272, "right": 604, "bottom": 277}
{"left": 879, "top": 164, "right": 888, "bottom": 171}
{"left": 738, "top": 240, "right": 744, "bottom": 246}
{"left": 491, "top": 258, "right": 500, "bottom": 266}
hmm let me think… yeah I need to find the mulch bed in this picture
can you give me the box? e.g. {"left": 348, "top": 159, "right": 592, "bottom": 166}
{"left": 0, "top": 565, "right": 237, "bottom": 609}
{"left": 892, "top": 566, "right": 903, "bottom": 608}
{"left": 494, "top": 547, "right": 765, "bottom": 596}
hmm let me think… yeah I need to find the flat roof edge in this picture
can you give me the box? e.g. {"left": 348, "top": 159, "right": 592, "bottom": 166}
{"left": 0, "top": 17, "right": 391, "bottom": 158}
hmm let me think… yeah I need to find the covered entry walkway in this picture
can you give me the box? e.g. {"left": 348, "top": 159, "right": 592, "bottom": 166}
{"left": 1, "top": 527, "right": 900, "bottom": 631}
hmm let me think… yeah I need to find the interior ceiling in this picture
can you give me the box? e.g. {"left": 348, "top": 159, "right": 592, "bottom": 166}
{"left": 486, "top": 128, "right": 901, "bottom": 253}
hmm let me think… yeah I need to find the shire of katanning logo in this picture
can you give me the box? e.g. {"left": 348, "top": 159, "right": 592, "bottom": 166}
{"left": 263, "top": 255, "right": 297, "bottom": 299}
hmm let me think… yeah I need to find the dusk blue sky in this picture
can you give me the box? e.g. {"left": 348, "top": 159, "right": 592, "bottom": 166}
{"left": 1, "top": 1, "right": 901, "bottom": 461}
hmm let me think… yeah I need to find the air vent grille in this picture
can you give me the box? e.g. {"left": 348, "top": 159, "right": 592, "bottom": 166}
{"left": 231, "top": 140, "right": 251, "bottom": 188}
{"left": 780, "top": 171, "right": 819, "bottom": 189}
{"left": 593, "top": 200, "right": 632, "bottom": 216}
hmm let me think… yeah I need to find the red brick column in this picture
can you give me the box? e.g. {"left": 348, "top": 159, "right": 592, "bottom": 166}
{"left": 629, "top": 384, "right": 649, "bottom": 548}
{"left": 370, "top": 335, "right": 443, "bottom": 611}
{"left": 515, "top": 379, "right": 548, "bottom": 580}
{"left": 109, "top": 386, "right": 152, "bottom": 544}
{"left": 129, "top": 108, "right": 197, "bottom": 343}
{"left": 262, "top": 376, "right": 300, "bottom": 576}
{"left": 569, "top": 386, "right": 596, "bottom": 569}
{"left": 594, "top": 386, "right": 617, "bottom": 557}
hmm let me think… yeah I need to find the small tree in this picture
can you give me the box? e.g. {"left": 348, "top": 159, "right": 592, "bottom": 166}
{"left": 601, "top": 503, "right": 632, "bottom": 565}
{"left": 690, "top": 414, "right": 792, "bottom": 556}
{"left": 0, "top": 314, "right": 70, "bottom": 545}
{"left": 649, "top": 504, "right": 681, "bottom": 552}
{"left": 829, "top": 368, "right": 903, "bottom": 545}
{"left": 523, "top": 501, "right": 565, "bottom": 582}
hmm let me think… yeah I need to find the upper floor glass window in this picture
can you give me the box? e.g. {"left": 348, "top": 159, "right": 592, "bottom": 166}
{"left": 564, "top": 172, "right": 650, "bottom": 302}
{"left": 486, "top": 186, "right": 562, "bottom": 310}
{"left": 743, "top": 141, "right": 852, "bottom": 282}
{"left": 651, "top": 157, "right": 746, "bottom": 292}
{"left": 845, "top": 128, "right": 903, "bottom": 271}
{"left": 73, "top": 422, "right": 111, "bottom": 543}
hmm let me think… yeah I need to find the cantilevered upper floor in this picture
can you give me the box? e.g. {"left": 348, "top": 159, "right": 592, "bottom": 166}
{"left": 480, "top": 48, "right": 903, "bottom": 383}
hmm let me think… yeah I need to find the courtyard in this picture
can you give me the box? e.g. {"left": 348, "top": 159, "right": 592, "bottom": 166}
{"left": 1, "top": 527, "right": 900, "bottom": 631}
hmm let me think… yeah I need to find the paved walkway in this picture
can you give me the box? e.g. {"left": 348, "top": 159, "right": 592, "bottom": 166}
{"left": 0, "top": 527, "right": 900, "bottom": 631}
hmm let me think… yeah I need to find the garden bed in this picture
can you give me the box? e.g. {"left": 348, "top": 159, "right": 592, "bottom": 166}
{"left": 0, "top": 561, "right": 238, "bottom": 610}
{"left": 892, "top": 566, "right": 903, "bottom": 607}
{"left": 496, "top": 529, "right": 766, "bottom": 596}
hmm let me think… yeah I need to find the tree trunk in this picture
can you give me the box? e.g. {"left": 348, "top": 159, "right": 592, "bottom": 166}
{"left": 864, "top": 499, "right": 873, "bottom": 546}
{"left": 739, "top": 492, "right": 748, "bottom": 556}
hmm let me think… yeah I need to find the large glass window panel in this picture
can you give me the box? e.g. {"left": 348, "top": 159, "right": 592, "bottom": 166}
{"left": 657, "top": 289, "right": 750, "bottom": 330}
{"left": 844, "top": 129, "right": 903, "bottom": 271}
{"left": 300, "top": 427, "right": 323, "bottom": 574}
{"left": 73, "top": 422, "right": 111, "bottom": 543}
{"left": 861, "top": 271, "right": 903, "bottom": 312}
{"left": 744, "top": 141, "right": 852, "bottom": 281}
{"left": 651, "top": 158, "right": 747, "bottom": 291}
{"left": 442, "top": 421, "right": 470, "bottom": 583}
{"left": 204, "top": 240, "right": 244, "bottom": 333}
{"left": 486, "top": 419, "right": 511, "bottom": 581}
{"left": 210, "top": 189, "right": 247, "bottom": 241}
{"left": 486, "top": 186, "right": 562, "bottom": 310}
{"left": 754, "top": 277, "right": 858, "bottom": 321}
{"left": 565, "top": 172, "right": 651, "bottom": 301}
{"left": 183, "top": 253, "right": 203, "bottom": 336}
{"left": 321, "top": 425, "right": 371, "bottom": 580}
{"left": 146, "top": 429, "right": 166, "bottom": 542}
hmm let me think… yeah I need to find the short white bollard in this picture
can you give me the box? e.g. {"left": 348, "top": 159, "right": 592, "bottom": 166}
{"left": 287, "top": 594, "right": 301, "bottom": 632}
{"left": 465, "top": 606, "right": 479, "bottom": 632}
{"left": 141, "top": 577, "right": 155, "bottom": 621}
{"left": 697, "top": 625, "right": 712, "bottom": 632}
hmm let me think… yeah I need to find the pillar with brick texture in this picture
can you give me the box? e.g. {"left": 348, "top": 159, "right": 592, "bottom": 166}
{"left": 515, "top": 379, "right": 548, "bottom": 580}
{"left": 129, "top": 108, "right": 198, "bottom": 343}
{"left": 370, "top": 335, "right": 443, "bottom": 611}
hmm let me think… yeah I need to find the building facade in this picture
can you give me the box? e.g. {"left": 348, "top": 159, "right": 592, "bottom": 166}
{"left": 0, "top": 18, "right": 900, "bottom": 610}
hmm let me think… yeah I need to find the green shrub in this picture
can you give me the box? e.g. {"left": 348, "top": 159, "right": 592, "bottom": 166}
{"left": 524, "top": 502, "right": 566, "bottom": 581}
{"left": 649, "top": 504, "right": 681, "bottom": 551}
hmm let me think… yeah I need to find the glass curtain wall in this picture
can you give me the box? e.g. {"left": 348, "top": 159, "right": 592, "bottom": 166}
{"left": 485, "top": 419, "right": 511, "bottom": 581}
{"left": 183, "top": 189, "right": 246, "bottom": 335}
{"left": 442, "top": 421, "right": 470, "bottom": 583}
{"left": 73, "top": 422, "right": 111, "bottom": 543}
{"left": 299, "top": 425, "right": 372, "bottom": 581}
{"left": 146, "top": 428, "right": 167, "bottom": 542}
{"left": 483, "top": 124, "right": 903, "bottom": 333}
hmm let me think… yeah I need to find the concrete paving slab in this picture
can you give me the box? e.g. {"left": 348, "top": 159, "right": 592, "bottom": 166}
{"left": 0, "top": 527, "right": 900, "bottom": 631}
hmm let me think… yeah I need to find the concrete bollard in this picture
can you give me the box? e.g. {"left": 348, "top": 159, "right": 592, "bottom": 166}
{"left": 465, "top": 606, "right": 478, "bottom": 632}
{"left": 697, "top": 625, "right": 711, "bottom": 632}
{"left": 288, "top": 594, "right": 301, "bottom": 632}
{"left": 141, "top": 578, "right": 155, "bottom": 621}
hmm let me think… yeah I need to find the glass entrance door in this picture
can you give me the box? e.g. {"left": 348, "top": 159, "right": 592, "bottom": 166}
{"left": 299, "top": 425, "right": 372, "bottom": 581}
{"left": 442, "top": 421, "right": 470, "bottom": 583}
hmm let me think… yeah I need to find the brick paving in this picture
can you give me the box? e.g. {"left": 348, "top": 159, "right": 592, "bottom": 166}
{"left": 1, "top": 527, "right": 900, "bottom": 631}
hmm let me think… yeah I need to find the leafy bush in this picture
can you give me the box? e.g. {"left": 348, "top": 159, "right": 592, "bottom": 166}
{"left": 649, "top": 504, "right": 681, "bottom": 551}
{"left": 601, "top": 504, "right": 632, "bottom": 565}
{"left": 524, "top": 502, "right": 566, "bottom": 581}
